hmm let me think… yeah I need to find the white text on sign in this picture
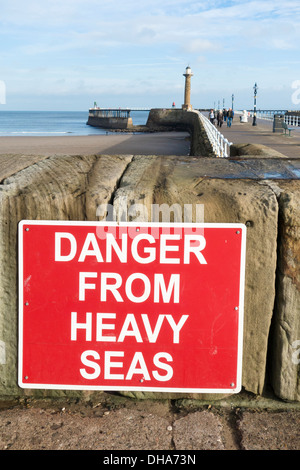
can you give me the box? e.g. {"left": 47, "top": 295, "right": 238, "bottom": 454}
{"left": 54, "top": 230, "right": 207, "bottom": 384}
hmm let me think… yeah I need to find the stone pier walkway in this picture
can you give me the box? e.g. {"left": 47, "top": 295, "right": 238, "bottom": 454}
{"left": 218, "top": 115, "right": 300, "bottom": 159}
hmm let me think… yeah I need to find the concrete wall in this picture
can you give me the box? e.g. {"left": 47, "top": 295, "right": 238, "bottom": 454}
{"left": 87, "top": 116, "right": 133, "bottom": 129}
{"left": 0, "top": 110, "right": 299, "bottom": 402}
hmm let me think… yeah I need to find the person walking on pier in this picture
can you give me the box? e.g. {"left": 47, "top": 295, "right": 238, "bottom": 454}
{"left": 217, "top": 110, "right": 224, "bottom": 127}
{"left": 209, "top": 109, "right": 215, "bottom": 124}
{"left": 227, "top": 108, "right": 234, "bottom": 127}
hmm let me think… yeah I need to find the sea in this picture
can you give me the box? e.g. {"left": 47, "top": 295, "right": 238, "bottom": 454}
{"left": 0, "top": 110, "right": 150, "bottom": 136}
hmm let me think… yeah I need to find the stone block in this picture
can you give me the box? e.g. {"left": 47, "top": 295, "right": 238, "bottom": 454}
{"left": 173, "top": 411, "right": 225, "bottom": 450}
{"left": 85, "top": 154, "right": 132, "bottom": 220}
{"left": 237, "top": 410, "right": 300, "bottom": 450}
{"left": 269, "top": 180, "right": 300, "bottom": 401}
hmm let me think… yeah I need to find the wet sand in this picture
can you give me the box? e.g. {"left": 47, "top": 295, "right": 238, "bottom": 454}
{"left": 0, "top": 132, "right": 190, "bottom": 157}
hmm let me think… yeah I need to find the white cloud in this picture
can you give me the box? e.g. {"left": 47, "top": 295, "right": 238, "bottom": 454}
{"left": 182, "top": 39, "right": 221, "bottom": 54}
{"left": 1, "top": 0, "right": 300, "bottom": 109}
{"left": 2, "top": 1, "right": 300, "bottom": 55}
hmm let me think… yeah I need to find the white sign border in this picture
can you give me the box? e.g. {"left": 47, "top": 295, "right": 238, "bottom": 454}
{"left": 18, "top": 220, "right": 246, "bottom": 394}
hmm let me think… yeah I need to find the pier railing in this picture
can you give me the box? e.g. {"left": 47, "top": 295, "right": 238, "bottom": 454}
{"left": 197, "top": 111, "right": 232, "bottom": 158}
{"left": 284, "top": 115, "right": 300, "bottom": 127}
{"left": 253, "top": 111, "right": 300, "bottom": 127}
{"left": 255, "top": 111, "right": 274, "bottom": 121}
{"left": 89, "top": 108, "right": 131, "bottom": 118}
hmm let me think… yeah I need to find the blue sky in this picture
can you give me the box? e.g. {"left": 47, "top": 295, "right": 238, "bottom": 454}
{"left": 1, "top": 0, "right": 300, "bottom": 111}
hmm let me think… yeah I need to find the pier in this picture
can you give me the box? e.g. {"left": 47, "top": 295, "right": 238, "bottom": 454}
{"left": 87, "top": 108, "right": 133, "bottom": 129}
{"left": 217, "top": 112, "right": 300, "bottom": 159}
{"left": 87, "top": 105, "right": 150, "bottom": 129}
{"left": 86, "top": 107, "right": 150, "bottom": 129}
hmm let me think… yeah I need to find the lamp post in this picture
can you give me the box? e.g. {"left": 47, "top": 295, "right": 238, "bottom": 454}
{"left": 252, "top": 82, "right": 258, "bottom": 126}
{"left": 232, "top": 94, "right": 234, "bottom": 110}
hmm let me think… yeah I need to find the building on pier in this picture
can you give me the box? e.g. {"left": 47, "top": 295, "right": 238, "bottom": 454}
{"left": 87, "top": 107, "right": 133, "bottom": 129}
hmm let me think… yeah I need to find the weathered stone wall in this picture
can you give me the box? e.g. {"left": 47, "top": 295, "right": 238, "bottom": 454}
{"left": 0, "top": 109, "right": 299, "bottom": 401}
{"left": 146, "top": 108, "right": 214, "bottom": 157}
{"left": 269, "top": 181, "right": 300, "bottom": 401}
{"left": 0, "top": 152, "right": 299, "bottom": 402}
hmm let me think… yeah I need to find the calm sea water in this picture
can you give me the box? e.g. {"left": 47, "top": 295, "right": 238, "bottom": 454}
{"left": 0, "top": 110, "right": 150, "bottom": 136}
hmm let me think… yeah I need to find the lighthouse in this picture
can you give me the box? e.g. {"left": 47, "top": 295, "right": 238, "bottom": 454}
{"left": 182, "top": 66, "right": 193, "bottom": 111}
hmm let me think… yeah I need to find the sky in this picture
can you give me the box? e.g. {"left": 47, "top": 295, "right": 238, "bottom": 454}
{"left": 1, "top": 0, "right": 300, "bottom": 111}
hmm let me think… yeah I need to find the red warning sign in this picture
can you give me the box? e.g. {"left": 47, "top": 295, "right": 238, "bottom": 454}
{"left": 18, "top": 221, "right": 246, "bottom": 393}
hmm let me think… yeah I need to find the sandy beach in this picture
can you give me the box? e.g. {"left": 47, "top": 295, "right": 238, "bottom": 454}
{"left": 0, "top": 131, "right": 190, "bottom": 181}
{"left": 0, "top": 132, "right": 190, "bottom": 156}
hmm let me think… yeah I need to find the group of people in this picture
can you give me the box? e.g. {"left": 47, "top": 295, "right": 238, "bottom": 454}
{"left": 209, "top": 108, "right": 234, "bottom": 128}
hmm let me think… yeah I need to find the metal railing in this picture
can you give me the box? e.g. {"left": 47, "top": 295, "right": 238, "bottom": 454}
{"left": 284, "top": 115, "right": 300, "bottom": 127}
{"left": 249, "top": 112, "right": 300, "bottom": 127}
{"left": 255, "top": 111, "right": 274, "bottom": 121}
{"left": 197, "top": 111, "right": 232, "bottom": 158}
